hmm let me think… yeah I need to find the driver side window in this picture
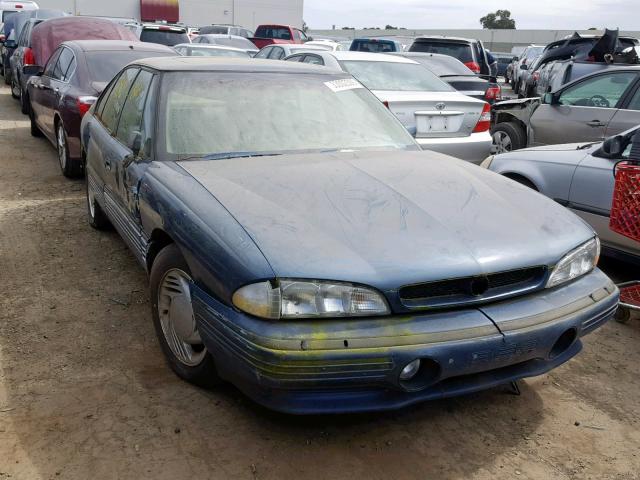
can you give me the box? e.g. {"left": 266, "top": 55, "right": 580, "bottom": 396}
{"left": 559, "top": 73, "right": 636, "bottom": 108}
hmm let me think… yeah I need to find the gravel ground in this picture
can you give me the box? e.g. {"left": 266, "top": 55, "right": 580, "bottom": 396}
{"left": 0, "top": 83, "right": 639, "bottom": 480}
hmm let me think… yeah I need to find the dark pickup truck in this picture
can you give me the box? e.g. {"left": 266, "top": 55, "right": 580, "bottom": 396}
{"left": 250, "top": 24, "right": 310, "bottom": 50}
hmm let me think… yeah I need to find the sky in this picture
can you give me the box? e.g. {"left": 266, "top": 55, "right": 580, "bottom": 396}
{"left": 303, "top": 0, "right": 637, "bottom": 30}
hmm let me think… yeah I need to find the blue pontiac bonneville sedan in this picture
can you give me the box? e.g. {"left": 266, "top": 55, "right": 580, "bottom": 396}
{"left": 81, "top": 57, "right": 619, "bottom": 414}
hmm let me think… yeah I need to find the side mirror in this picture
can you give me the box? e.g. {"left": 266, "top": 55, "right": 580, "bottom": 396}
{"left": 520, "top": 64, "right": 528, "bottom": 70}
{"left": 597, "top": 135, "right": 625, "bottom": 159}
{"left": 23, "top": 65, "right": 43, "bottom": 76}
{"left": 542, "top": 92, "right": 557, "bottom": 105}
{"left": 129, "top": 131, "right": 143, "bottom": 156}
{"left": 307, "top": 36, "right": 313, "bottom": 41}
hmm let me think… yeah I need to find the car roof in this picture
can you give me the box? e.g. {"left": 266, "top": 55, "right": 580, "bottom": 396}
{"left": 199, "top": 33, "right": 249, "bottom": 39}
{"left": 63, "top": 39, "right": 175, "bottom": 53}
{"left": 330, "top": 51, "right": 417, "bottom": 63}
{"left": 131, "top": 56, "right": 345, "bottom": 74}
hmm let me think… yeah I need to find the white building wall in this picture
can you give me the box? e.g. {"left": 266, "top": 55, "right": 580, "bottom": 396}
{"left": 35, "top": 0, "right": 303, "bottom": 30}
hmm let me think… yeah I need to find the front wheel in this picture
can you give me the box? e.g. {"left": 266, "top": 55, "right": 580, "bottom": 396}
{"left": 10, "top": 76, "right": 19, "bottom": 99}
{"left": 150, "top": 244, "right": 220, "bottom": 388}
{"left": 491, "top": 122, "right": 526, "bottom": 153}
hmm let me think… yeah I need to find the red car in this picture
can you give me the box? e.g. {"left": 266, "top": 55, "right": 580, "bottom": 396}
{"left": 249, "top": 24, "right": 310, "bottom": 50}
{"left": 27, "top": 40, "right": 176, "bottom": 178}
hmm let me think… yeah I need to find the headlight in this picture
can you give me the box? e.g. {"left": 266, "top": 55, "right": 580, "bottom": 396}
{"left": 232, "top": 279, "right": 390, "bottom": 319}
{"left": 546, "top": 237, "right": 600, "bottom": 288}
{"left": 479, "top": 155, "right": 494, "bottom": 169}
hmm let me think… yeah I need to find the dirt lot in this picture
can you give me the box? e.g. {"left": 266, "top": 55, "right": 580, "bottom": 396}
{"left": 1, "top": 83, "right": 639, "bottom": 480}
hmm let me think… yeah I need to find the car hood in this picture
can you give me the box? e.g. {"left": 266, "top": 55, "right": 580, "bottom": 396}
{"left": 519, "top": 142, "right": 600, "bottom": 152}
{"left": 178, "top": 150, "right": 594, "bottom": 290}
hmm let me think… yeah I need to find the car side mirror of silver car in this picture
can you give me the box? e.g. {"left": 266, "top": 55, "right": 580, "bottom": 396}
{"left": 596, "top": 135, "right": 625, "bottom": 159}
{"left": 542, "top": 93, "right": 556, "bottom": 105}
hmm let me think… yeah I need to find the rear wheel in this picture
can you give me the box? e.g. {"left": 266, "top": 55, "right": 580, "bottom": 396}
{"left": 20, "top": 88, "right": 30, "bottom": 115}
{"left": 4, "top": 66, "right": 11, "bottom": 85}
{"left": 10, "top": 76, "right": 19, "bottom": 99}
{"left": 491, "top": 122, "right": 526, "bottom": 153}
{"left": 615, "top": 307, "right": 631, "bottom": 324}
{"left": 150, "top": 244, "right": 221, "bottom": 388}
{"left": 57, "top": 122, "right": 81, "bottom": 178}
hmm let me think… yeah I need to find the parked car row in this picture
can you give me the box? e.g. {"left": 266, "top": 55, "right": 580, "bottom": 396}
{"left": 0, "top": 11, "right": 624, "bottom": 415}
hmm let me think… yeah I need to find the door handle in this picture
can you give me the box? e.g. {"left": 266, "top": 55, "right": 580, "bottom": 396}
{"left": 586, "top": 120, "right": 605, "bottom": 127}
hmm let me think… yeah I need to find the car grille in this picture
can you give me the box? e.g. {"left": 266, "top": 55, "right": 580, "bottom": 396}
{"left": 399, "top": 266, "right": 547, "bottom": 309}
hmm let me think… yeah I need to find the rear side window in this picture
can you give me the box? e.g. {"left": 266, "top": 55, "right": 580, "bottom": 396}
{"left": 116, "top": 70, "right": 154, "bottom": 151}
{"left": 100, "top": 68, "right": 139, "bottom": 134}
{"left": 350, "top": 40, "right": 397, "bottom": 53}
{"left": 255, "top": 26, "right": 291, "bottom": 40}
{"left": 43, "top": 48, "right": 62, "bottom": 77}
{"left": 86, "top": 50, "right": 174, "bottom": 83}
{"left": 268, "top": 47, "right": 285, "bottom": 59}
{"left": 52, "top": 47, "right": 75, "bottom": 82}
{"left": 409, "top": 40, "right": 473, "bottom": 64}
{"left": 140, "top": 29, "right": 189, "bottom": 46}
{"left": 2, "top": 11, "right": 16, "bottom": 22}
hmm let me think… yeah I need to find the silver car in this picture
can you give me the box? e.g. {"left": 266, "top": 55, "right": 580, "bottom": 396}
{"left": 482, "top": 126, "right": 640, "bottom": 262}
{"left": 284, "top": 51, "right": 492, "bottom": 163}
{"left": 253, "top": 43, "right": 330, "bottom": 60}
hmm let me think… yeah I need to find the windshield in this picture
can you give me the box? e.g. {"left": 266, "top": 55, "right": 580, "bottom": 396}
{"left": 140, "top": 29, "right": 189, "bottom": 46}
{"left": 189, "top": 47, "right": 249, "bottom": 58}
{"left": 340, "top": 60, "right": 453, "bottom": 92}
{"left": 407, "top": 55, "right": 472, "bottom": 76}
{"left": 2, "top": 10, "right": 16, "bottom": 22}
{"left": 255, "top": 26, "right": 291, "bottom": 40}
{"left": 525, "top": 47, "right": 544, "bottom": 59}
{"left": 350, "top": 39, "right": 398, "bottom": 53}
{"left": 86, "top": 50, "right": 173, "bottom": 83}
{"left": 409, "top": 40, "right": 473, "bottom": 63}
{"left": 159, "top": 72, "right": 417, "bottom": 159}
{"left": 207, "top": 36, "right": 255, "bottom": 50}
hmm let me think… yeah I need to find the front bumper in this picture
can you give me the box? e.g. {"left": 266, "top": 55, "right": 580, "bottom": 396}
{"left": 192, "top": 269, "right": 618, "bottom": 414}
{"left": 416, "top": 131, "right": 492, "bottom": 164}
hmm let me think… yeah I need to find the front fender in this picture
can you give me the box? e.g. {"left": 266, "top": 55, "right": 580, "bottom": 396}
{"left": 138, "top": 162, "right": 275, "bottom": 305}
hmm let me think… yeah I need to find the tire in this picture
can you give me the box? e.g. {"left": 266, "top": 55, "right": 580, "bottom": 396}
{"left": 4, "top": 66, "right": 10, "bottom": 85}
{"left": 20, "top": 88, "right": 30, "bottom": 115}
{"left": 150, "top": 244, "right": 221, "bottom": 388}
{"left": 615, "top": 306, "right": 631, "bottom": 324}
{"left": 29, "top": 108, "right": 43, "bottom": 137}
{"left": 56, "top": 121, "right": 82, "bottom": 178}
{"left": 504, "top": 174, "right": 538, "bottom": 191}
{"left": 10, "top": 76, "right": 19, "bottom": 99}
{"left": 491, "top": 122, "right": 526, "bottom": 153}
{"left": 85, "top": 171, "right": 111, "bottom": 230}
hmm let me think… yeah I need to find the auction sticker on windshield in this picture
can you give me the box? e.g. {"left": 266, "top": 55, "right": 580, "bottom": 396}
{"left": 324, "top": 78, "right": 364, "bottom": 93}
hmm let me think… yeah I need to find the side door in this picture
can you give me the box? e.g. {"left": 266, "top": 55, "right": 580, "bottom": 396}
{"left": 568, "top": 135, "right": 639, "bottom": 253}
{"left": 87, "top": 67, "right": 140, "bottom": 200}
{"left": 40, "top": 46, "right": 75, "bottom": 139}
{"left": 604, "top": 78, "right": 640, "bottom": 136}
{"left": 108, "top": 69, "right": 157, "bottom": 261}
{"left": 30, "top": 47, "right": 61, "bottom": 132}
{"left": 529, "top": 71, "right": 638, "bottom": 146}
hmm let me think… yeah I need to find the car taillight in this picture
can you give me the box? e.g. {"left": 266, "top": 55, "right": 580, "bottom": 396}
{"left": 485, "top": 85, "right": 501, "bottom": 101}
{"left": 16, "top": 4, "right": 23, "bottom": 8}
{"left": 23, "top": 47, "right": 36, "bottom": 66}
{"left": 77, "top": 96, "right": 97, "bottom": 117}
{"left": 473, "top": 102, "right": 491, "bottom": 133}
{"left": 0, "top": 34, "right": 5, "bottom": 42}
{"left": 464, "top": 61, "right": 481, "bottom": 74}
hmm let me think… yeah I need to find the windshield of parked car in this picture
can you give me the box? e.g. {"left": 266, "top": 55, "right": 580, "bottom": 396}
{"left": 409, "top": 40, "right": 473, "bottom": 63}
{"left": 85, "top": 50, "right": 174, "bottom": 83}
{"left": 159, "top": 72, "right": 418, "bottom": 159}
{"left": 340, "top": 60, "right": 453, "bottom": 92}
{"left": 206, "top": 35, "right": 255, "bottom": 50}
{"left": 140, "top": 29, "right": 189, "bottom": 46}
{"left": 2, "top": 11, "right": 16, "bottom": 22}
{"left": 199, "top": 26, "right": 229, "bottom": 35}
{"left": 188, "top": 47, "right": 250, "bottom": 58}
{"left": 255, "top": 26, "right": 291, "bottom": 40}
{"left": 406, "top": 55, "right": 473, "bottom": 76}
{"left": 350, "top": 39, "right": 398, "bottom": 53}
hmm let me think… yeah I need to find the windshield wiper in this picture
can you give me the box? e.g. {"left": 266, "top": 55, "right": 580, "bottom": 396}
{"left": 178, "top": 151, "right": 284, "bottom": 161}
{"left": 576, "top": 142, "right": 601, "bottom": 150}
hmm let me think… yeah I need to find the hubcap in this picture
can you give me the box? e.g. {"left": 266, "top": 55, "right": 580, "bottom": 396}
{"left": 157, "top": 269, "right": 206, "bottom": 367}
{"left": 57, "top": 126, "right": 67, "bottom": 170}
{"left": 492, "top": 131, "right": 513, "bottom": 154}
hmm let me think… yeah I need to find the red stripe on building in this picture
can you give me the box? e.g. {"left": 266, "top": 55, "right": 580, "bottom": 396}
{"left": 140, "top": 0, "right": 180, "bottom": 23}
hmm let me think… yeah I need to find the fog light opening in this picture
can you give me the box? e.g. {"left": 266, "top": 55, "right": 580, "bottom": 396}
{"left": 550, "top": 328, "right": 578, "bottom": 359}
{"left": 399, "top": 359, "right": 421, "bottom": 380}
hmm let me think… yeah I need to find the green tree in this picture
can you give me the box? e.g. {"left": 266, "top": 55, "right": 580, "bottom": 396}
{"left": 385, "top": 24, "right": 397, "bottom": 30}
{"left": 480, "top": 10, "right": 516, "bottom": 29}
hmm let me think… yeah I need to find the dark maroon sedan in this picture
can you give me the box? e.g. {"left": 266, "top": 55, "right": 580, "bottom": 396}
{"left": 27, "top": 40, "right": 176, "bottom": 177}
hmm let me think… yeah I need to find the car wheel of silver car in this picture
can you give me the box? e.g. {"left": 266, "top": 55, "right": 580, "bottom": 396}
{"left": 491, "top": 122, "right": 526, "bottom": 153}
{"left": 10, "top": 77, "right": 19, "bottom": 99}
{"left": 150, "top": 244, "right": 220, "bottom": 387}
